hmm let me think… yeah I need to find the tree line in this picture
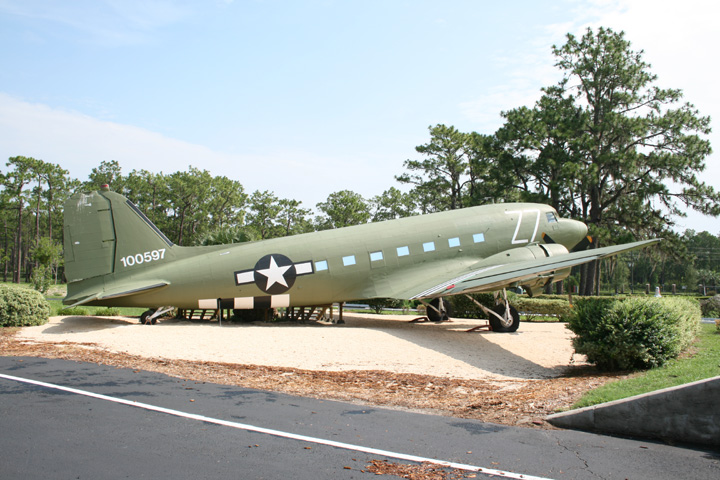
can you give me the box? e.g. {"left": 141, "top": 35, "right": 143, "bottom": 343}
{"left": 1, "top": 27, "right": 718, "bottom": 294}
{"left": 0, "top": 157, "right": 421, "bottom": 289}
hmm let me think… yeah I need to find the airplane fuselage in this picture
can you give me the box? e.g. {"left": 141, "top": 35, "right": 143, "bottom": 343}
{"left": 66, "top": 198, "right": 585, "bottom": 310}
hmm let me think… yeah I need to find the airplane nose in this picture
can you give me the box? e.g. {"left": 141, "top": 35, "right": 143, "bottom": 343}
{"left": 556, "top": 219, "right": 589, "bottom": 250}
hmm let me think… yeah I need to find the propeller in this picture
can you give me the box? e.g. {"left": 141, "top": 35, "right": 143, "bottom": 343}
{"left": 541, "top": 232, "right": 556, "bottom": 244}
{"left": 571, "top": 235, "right": 593, "bottom": 252}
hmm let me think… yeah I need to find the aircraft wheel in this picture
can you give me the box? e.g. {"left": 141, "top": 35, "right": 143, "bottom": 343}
{"left": 488, "top": 304, "right": 519, "bottom": 332}
{"left": 140, "top": 310, "right": 156, "bottom": 325}
{"left": 427, "top": 298, "right": 451, "bottom": 323}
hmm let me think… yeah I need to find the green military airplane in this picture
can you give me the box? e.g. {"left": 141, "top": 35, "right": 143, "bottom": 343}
{"left": 63, "top": 186, "right": 658, "bottom": 331}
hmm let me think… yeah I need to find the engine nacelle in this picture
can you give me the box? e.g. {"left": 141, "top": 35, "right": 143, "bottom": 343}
{"left": 520, "top": 244, "right": 571, "bottom": 296}
{"left": 479, "top": 243, "right": 572, "bottom": 296}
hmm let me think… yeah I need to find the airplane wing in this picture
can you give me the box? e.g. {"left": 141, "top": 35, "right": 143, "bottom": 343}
{"left": 64, "top": 280, "right": 170, "bottom": 307}
{"left": 380, "top": 239, "right": 660, "bottom": 300}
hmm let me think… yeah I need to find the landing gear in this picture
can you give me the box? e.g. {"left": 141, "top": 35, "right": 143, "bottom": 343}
{"left": 139, "top": 307, "right": 174, "bottom": 325}
{"left": 462, "top": 290, "right": 521, "bottom": 333}
{"left": 488, "top": 303, "right": 520, "bottom": 332}
{"left": 140, "top": 310, "right": 156, "bottom": 325}
{"left": 426, "top": 298, "right": 452, "bottom": 323}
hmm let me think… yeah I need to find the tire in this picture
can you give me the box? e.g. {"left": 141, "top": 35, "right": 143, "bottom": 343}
{"left": 427, "top": 298, "right": 452, "bottom": 322}
{"left": 488, "top": 304, "right": 519, "bottom": 332}
{"left": 140, "top": 310, "right": 156, "bottom": 325}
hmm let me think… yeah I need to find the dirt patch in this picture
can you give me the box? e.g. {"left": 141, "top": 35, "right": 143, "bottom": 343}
{"left": 1, "top": 314, "right": 622, "bottom": 428}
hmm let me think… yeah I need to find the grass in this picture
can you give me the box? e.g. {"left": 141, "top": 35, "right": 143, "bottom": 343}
{"left": 50, "top": 302, "right": 147, "bottom": 318}
{"left": 572, "top": 323, "right": 720, "bottom": 409}
{"left": 46, "top": 296, "right": 147, "bottom": 318}
{"left": 520, "top": 315, "right": 561, "bottom": 322}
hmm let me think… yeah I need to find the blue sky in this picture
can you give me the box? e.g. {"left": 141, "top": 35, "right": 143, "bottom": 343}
{"left": 1, "top": 0, "right": 718, "bottom": 233}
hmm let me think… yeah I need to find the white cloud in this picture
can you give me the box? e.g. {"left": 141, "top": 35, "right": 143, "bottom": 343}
{"left": 457, "top": 21, "right": 566, "bottom": 132}
{"left": 0, "top": 93, "right": 399, "bottom": 208}
{"left": 458, "top": 85, "right": 542, "bottom": 133}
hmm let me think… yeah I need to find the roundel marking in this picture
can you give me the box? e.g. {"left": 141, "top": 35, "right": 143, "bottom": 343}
{"left": 253, "top": 254, "right": 297, "bottom": 294}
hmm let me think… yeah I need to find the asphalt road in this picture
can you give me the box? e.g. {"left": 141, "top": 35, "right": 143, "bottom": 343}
{"left": 0, "top": 357, "right": 718, "bottom": 480}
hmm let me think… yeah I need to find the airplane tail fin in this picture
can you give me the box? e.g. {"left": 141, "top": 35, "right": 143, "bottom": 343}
{"left": 63, "top": 187, "right": 176, "bottom": 304}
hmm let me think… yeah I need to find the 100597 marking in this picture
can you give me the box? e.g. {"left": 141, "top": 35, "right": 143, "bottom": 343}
{"left": 120, "top": 249, "right": 166, "bottom": 267}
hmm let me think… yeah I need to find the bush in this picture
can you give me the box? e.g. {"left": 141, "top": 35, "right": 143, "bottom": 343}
{"left": 58, "top": 306, "right": 89, "bottom": 316}
{"left": 449, "top": 293, "right": 495, "bottom": 318}
{"left": 0, "top": 284, "right": 51, "bottom": 327}
{"left": 450, "top": 294, "right": 572, "bottom": 319}
{"left": 30, "top": 264, "right": 52, "bottom": 294}
{"left": 565, "top": 297, "right": 700, "bottom": 371}
{"left": 94, "top": 307, "right": 121, "bottom": 316}
{"left": 365, "top": 298, "right": 404, "bottom": 314}
{"left": 700, "top": 295, "right": 720, "bottom": 318}
{"left": 512, "top": 297, "right": 573, "bottom": 317}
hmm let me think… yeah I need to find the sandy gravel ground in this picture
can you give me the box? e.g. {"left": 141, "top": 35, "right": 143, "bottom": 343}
{"left": 15, "top": 313, "right": 585, "bottom": 381}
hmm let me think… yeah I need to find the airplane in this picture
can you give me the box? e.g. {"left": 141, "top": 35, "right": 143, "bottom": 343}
{"left": 63, "top": 186, "right": 659, "bottom": 332}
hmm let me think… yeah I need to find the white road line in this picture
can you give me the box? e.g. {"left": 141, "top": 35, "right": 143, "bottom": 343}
{"left": 0, "top": 373, "right": 555, "bottom": 480}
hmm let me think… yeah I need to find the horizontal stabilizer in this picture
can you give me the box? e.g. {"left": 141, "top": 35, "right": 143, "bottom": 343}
{"left": 64, "top": 280, "right": 170, "bottom": 307}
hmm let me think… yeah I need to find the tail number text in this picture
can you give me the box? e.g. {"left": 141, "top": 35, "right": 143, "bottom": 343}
{"left": 120, "top": 249, "right": 166, "bottom": 267}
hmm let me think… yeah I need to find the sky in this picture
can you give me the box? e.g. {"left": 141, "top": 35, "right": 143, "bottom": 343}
{"left": 1, "top": 0, "right": 719, "bottom": 233}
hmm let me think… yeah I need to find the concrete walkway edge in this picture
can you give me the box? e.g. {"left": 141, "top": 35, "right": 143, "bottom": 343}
{"left": 546, "top": 376, "right": 720, "bottom": 447}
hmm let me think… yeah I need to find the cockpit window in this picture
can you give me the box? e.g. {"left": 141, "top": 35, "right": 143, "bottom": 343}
{"left": 546, "top": 211, "right": 558, "bottom": 223}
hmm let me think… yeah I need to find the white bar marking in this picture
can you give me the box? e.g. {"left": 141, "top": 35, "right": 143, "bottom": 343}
{"left": 233, "top": 297, "right": 254, "bottom": 309}
{"left": 198, "top": 299, "right": 217, "bottom": 309}
{"left": 235, "top": 271, "right": 255, "bottom": 284}
{"left": 271, "top": 294, "right": 290, "bottom": 308}
{"left": 294, "top": 262, "right": 313, "bottom": 275}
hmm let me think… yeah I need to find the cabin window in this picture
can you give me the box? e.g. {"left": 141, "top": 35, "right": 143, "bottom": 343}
{"left": 342, "top": 255, "right": 356, "bottom": 266}
{"left": 546, "top": 212, "right": 558, "bottom": 223}
{"left": 423, "top": 242, "right": 435, "bottom": 252}
{"left": 473, "top": 233, "right": 485, "bottom": 243}
{"left": 315, "top": 260, "right": 328, "bottom": 271}
{"left": 448, "top": 237, "right": 461, "bottom": 248}
{"left": 370, "top": 251, "right": 384, "bottom": 262}
{"left": 396, "top": 246, "right": 410, "bottom": 257}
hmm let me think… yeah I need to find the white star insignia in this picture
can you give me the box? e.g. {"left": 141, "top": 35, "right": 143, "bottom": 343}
{"left": 256, "top": 256, "right": 291, "bottom": 290}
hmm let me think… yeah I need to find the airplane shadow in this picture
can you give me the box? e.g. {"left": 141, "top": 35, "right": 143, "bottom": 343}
{"left": 153, "top": 313, "right": 574, "bottom": 380}
{"left": 41, "top": 316, "right": 137, "bottom": 334}
{"left": 332, "top": 313, "right": 570, "bottom": 380}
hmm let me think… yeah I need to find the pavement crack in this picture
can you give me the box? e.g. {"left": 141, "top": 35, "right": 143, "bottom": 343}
{"left": 554, "top": 434, "right": 608, "bottom": 480}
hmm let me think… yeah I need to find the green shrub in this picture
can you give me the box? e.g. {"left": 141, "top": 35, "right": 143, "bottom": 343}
{"left": 450, "top": 294, "right": 572, "bottom": 319}
{"left": 94, "top": 307, "right": 121, "bottom": 316}
{"left": 0, "top": 284, "right": 51, "bottom": 327}
{"left": 365, "top": 298, "right": 404, "bottom": 314}
{"left": 30, "top": 264, "right": 52, "bottom": 294}
{"left": 700, "top": 295, "right": 720, "bottom": 318}
{"left": 565, "top": 297, "right": 700, "bottom": 371}
{"left": 512, "top": 297, "right": 573, "bottom": 317}
{"left": 449, "top": 293, "right": 495, "bottom": 318}
{"left": 58, "top": 306, "right": 89, "bottom": 316}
